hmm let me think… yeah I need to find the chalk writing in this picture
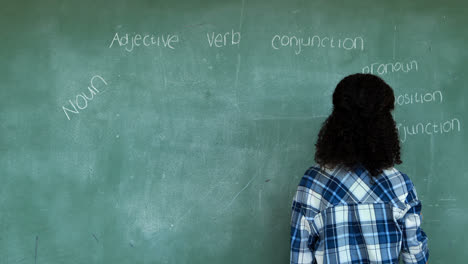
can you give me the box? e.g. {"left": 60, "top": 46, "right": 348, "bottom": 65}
{"left": 395, "top": 90, "right": 443, "bottom": 106}
{"left": 362, "top": 60, "right": 418, "bottom": 75}
{"left": 62, "top": 75, "right": 108, "bottom": 120}
{"left": 397, "top": 118, "right": 461, "bottom": 142}
{"left": 271, "top": 34, "right": 364, "bottom": 55}
{"left": 109, "top": 33, "right": 179, "bottom": 52}
{"left": 207, "top": 29, "right": 241, "bottom": 47}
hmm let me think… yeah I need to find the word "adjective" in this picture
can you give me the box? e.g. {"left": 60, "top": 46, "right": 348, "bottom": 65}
{"left": 207, "top": 29, "right": 241, "bottom": 47}
{"left": 109, "top": 33, "right": 179, "bottom": 52}
{"left": 62, "top": 75, "right": 108, "bottom": 120}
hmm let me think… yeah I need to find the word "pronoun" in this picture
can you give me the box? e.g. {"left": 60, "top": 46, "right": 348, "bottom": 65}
{"left": 109, "top": 33, "right": 179, "bottom": 52}
{"left": 62, "top": 75, "right": 108, "bottom": 120}
{"left": 362, "top": 60, "right": 418, "bottom": 75}
{"left": 271, "top": 34, "right": 364, "bottom": 55}
{"left": 207, "top": 30, "right": 241, "bottom": 47}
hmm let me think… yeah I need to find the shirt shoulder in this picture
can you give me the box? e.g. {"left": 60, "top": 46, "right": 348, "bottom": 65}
{"left": 374, "top": 167, "right": 418, "bottom": 208}
{"left": 297, "top": 165, "right": 417, "bottom": 210}
{"left": 295, "top": 164, "right": 352, "bottom": 214}
{"left": 381, "top": 167, "right": 415, "bottom": 193}
{"left": 298, "top": 164, "right": 340, "bottom": 194}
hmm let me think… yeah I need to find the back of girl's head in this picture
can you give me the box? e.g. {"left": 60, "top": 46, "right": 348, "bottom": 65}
{"left": 314, "top": 73, "right": 402, "bottom": 176}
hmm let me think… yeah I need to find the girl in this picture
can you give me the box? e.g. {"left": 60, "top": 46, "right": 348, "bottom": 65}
{"left": 290, "top": 74, "right": 429, "bottom": 264}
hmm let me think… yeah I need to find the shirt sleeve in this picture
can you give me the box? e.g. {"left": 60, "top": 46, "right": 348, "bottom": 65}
{"left": 399, "top": 184, "right": 429, "bottom": 264}
{"left": 290, "top": 183, "right": 319, "bottom": 264}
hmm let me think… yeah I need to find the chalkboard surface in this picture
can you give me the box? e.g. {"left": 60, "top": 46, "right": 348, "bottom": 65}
{"left": 1, "top": 0, "right": 466, "bottom": 263}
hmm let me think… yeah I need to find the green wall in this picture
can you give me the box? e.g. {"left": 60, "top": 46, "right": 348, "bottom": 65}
{"left": 1, "top": 0, "right": 466, "bottom": 263}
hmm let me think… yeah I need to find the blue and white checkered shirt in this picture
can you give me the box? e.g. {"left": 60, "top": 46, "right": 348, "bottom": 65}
{"left": 290, "top": 164, "right": 429, "bottom": 264}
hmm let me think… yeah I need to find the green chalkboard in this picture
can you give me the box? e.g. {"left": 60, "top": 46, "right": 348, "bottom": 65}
{"left": 1, "top": 0, "right": 467, "bottom": 263}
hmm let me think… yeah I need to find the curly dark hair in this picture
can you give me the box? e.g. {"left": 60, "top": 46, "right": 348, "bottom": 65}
{"left": 314, "top": 73, "right": 402, "bottom": 177}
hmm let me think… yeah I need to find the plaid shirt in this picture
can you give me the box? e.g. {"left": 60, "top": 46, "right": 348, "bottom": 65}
{"left": 290, "top": 164, "right": 429, "bottom": 264}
